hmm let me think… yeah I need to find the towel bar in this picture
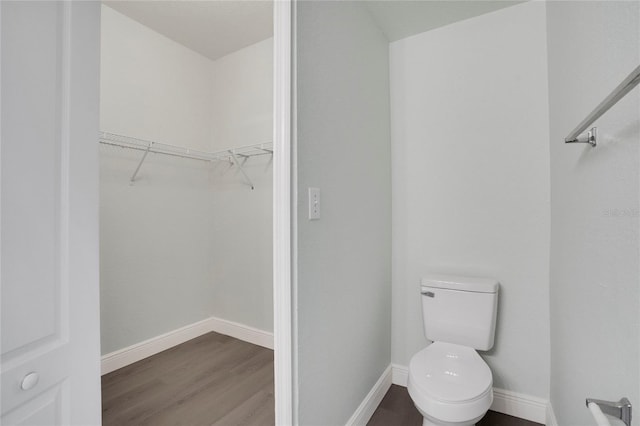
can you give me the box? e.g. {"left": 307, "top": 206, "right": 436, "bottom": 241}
{"left": 586, "top": 397, "right": 632, "bottom": 426}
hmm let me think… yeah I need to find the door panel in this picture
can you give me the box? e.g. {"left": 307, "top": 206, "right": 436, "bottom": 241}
{"left": 1, "top": 0, "right": 62, "bottom": 359}
{"left": 2, "top": 385, "right": 66, "bottom": 426}
{"left": 1, "top": 2, "right": 101, "bottom": 425}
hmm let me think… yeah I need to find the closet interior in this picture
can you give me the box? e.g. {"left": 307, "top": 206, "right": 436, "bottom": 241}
{"left": 98, "top": 1, "right": 274, "bottom": 423}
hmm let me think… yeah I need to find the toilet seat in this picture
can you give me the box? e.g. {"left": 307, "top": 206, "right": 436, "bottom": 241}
{"left": 408, "top": 342, "right": 493, "bottom": 424}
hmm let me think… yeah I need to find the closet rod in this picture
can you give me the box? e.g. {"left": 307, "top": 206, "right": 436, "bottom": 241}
{"left": 565, "top": 64, "right": 640, "bottom": 147}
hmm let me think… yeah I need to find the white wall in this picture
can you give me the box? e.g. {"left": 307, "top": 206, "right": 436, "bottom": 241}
{"left": 100, "top": 5, "right": 273, "bottom": 354}
{"left": 209, "top": 38, "right": 274, "bottom": 332}
{"left": 100, "top": 150, "right": 215, "bottom": 354}
{"left": 295, "top": 2, "right": 392, "bottom": 424}
{"left": 100, "top": 5, "right": 213, "bottom": 152}
{"left": 390, "top": 1, "right": 551, "bottom": 398}
{"left": 546, "top": 2, "right": 640, "bottom": 425}
{"left": 210, "top": 38, "right": 273, "bottom": 150}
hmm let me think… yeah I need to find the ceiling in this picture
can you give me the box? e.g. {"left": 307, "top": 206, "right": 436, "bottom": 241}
{"left": 104, "top": 1, "right": 273, "bottom": 61}
{"left": 365, "top": 1, "right": 525, "bottom": 42}
{"left": 104, "top": 0, "right": 523, "bottom": 61}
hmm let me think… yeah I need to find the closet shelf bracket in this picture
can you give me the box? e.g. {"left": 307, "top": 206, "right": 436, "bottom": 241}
{"left": 130, "top": 142, "right": 153, "bottom": 184}
{"left": 229, "top": 150, "right": 254, "bottom": 190}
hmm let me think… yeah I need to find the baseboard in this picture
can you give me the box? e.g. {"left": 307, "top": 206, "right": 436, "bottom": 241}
{"left": 391, "top": 363, "right": 409, "bottom": 386}
{"left": 345, "top": 365, "right": 392, "bottom": 426}
{"left": 207, "top": 316, "right": 274, "bottom": 350}
{"left": 390, "top": 365, "right": 548, "bottom": 424}
{"left": 492, "top": 388, "right": 548, "bottom": 424}
{"left": 546, "top": 401, "right": 558, "bottom": 426}
{"left": 101, "top": 316, "right": 274, "bottom": 375}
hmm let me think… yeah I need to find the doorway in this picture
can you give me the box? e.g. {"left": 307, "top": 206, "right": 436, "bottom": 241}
{"left": 97, "top": 1, "right": 280, "bottom": 424}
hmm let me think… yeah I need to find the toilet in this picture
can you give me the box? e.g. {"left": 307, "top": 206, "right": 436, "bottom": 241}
{"left": 407, "top": 274, "right": 499, "bottom": 426}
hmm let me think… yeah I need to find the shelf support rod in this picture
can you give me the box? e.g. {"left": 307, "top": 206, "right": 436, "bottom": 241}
{"left": 130, "top": 142, "right": 153, "bottom": 183}
{"left": 229, "top": 150, "right": 254, "bottom": 190}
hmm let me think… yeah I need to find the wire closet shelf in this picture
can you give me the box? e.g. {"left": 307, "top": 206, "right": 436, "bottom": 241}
{"left": 99, "top": 131, "right": 273, "bottom": 188}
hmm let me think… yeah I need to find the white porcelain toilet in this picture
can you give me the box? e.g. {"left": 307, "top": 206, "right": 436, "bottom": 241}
{"left": 407, "top": 274, "right": 499, "bottom": 426}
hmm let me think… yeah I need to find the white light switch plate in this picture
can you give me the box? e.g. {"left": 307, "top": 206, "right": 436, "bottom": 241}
{"left": 308, "top": 187, "right": 320, "bottom": 220}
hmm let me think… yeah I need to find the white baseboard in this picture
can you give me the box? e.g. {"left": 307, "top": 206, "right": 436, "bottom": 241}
{"left": 492, "top": 388, "right": 548, "bottom": 424}
{"left": 546, "top": 401, "right": 558, "bottom": 426}
{"left": 390, "top": 365, "right": 548, "bottom": 424}
{"left": 208, "top": 316, "right": 274, "bottom": 351}
{"left": 391, "top": 363, "right": 409, "bottom": 386}
{"left": 101, "top": 316, "right": 274, "bottom": 375}
{"left": 345, "top": 365, "right": 392, "bottom": 426}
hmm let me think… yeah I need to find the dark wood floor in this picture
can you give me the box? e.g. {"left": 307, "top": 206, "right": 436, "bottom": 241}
{"left": 368, "top": 385, "right": 543, "bottom": 426}
{"left": 101, "top": 332, "right": 274, "bottom": 426}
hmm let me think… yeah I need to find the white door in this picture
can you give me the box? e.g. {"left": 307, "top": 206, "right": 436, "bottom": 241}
{"left": 1, "top": 2, "right": 102, "bottom": 425}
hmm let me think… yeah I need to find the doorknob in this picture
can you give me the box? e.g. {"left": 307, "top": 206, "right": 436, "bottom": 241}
{"left": 20, "top": 372, "right": 39, "bottom": 391}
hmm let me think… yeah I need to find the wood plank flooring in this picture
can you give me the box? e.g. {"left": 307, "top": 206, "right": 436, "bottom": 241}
{"left": 367, "top": 385, "right": 543, "bottom": 426}
{"left": 101, "top": 332, "right": 274, "bottom": 426}
{"left": 103, "top": 335, "right": 540, "bottom": 426}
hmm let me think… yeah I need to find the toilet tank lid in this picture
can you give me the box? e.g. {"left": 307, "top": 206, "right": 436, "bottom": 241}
{"left": 421, "top": 274, "right": 499, "bottom": 293}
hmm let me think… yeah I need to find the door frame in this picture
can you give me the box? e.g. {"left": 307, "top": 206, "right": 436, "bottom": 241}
{"left": 273, "top": 0, "right": 294, "bottom": 424}
{"left": 82, "top": 0, "right": 295, "bottom": 422}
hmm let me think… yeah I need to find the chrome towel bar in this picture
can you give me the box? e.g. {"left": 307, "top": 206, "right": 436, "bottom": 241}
{"left": 565, "top": 64, "right": 640, "bottom": 147}
{"left": 586, "top": 397, "right": 632, "bottom": 426}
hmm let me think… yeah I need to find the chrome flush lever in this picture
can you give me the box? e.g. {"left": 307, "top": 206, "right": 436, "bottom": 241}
{"left": 586, "top": 397, "right": 632, "bottom": 426}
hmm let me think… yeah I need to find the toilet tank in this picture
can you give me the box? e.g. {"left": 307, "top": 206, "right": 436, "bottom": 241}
{"left": 421, "top": 274, "right": 499, "bottom": 351}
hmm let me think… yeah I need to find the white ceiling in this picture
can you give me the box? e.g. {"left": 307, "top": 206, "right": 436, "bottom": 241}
{"left": 104, "top": 0, "right": 523, "bottom": 61}
{"left": 364, "top": 1, "right": 525, "bottom": 42}
{"left": 104, "top": 1, "right": 273, "bottom": 61}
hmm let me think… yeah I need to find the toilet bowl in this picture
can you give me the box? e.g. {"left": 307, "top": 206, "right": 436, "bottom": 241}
{"left": 407, "top": 342, "right": 493, "bottom": 426}
{"left": 408, "top": 274, "right": 499, "bottom": 426}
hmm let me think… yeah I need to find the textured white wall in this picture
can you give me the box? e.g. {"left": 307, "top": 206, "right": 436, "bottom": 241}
{"left": 295, "top": 2, "right": 392, "bottom": 424}
{"left": 100, "top": 5, "right": 273, "bottom": 354}
{"left": 390, "top": 1, "right": 551, "bottom": 398}
{"left": 210, "top": 38, "right": 273, "bottom": 150}
{"left": 99, "top": 152, "right": 215, "bottom": 354}
{"left": 547, "top": 2, "right": 640, "bottom": 424}
{"left": 208, "top": 37, "right": 273, "bottom": 332}
{"left": 100, "top": 5, "right": 213, "bottom": 151}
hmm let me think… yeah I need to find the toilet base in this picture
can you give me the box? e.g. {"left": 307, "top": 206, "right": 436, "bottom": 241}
{"left": 417, "top": 410, "right": 484, "bottom": 426}
{"left": 422, "top": 418, "right": 475, "bottom": 426}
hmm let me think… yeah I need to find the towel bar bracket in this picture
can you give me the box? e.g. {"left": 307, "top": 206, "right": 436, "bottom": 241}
{"left": 586, "top": 397, "right": 632, "bottom": 426}
{"left": 565, "top": 127, "right": 597, "bottom": 147}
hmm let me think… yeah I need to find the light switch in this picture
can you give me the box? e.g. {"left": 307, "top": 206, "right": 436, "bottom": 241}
{"left": 308, "top": 187, "right": 320, "bottom": 220}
